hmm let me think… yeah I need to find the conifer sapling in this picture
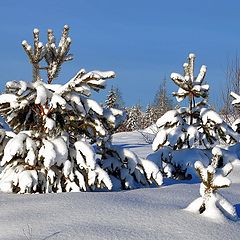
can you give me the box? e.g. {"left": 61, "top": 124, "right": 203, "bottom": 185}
{"left": 185, "top": 147, "right": 238, "bottom": 222}
{"left": 0, "top": 25, "right": 117, "bottom": 193}
{"left": 0, "top": 25, "right": 163, "bottom": 193}
{"left": 151, "top": 53, "right": 239, "bottom": 179}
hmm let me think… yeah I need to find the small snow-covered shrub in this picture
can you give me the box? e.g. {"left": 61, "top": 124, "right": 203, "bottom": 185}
{"left": 185, "top": 148, "right": 238, "bottom": 222}
{"left": 102, "top": 145, "right": 162, "bottom": 190}
{"left": 151, "top": 53, "right": 239, "bottom": 179}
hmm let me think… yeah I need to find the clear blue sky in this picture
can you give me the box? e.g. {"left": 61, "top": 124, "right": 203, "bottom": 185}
{"left": 0, "top": 0, "right": 239, "bottom": 108}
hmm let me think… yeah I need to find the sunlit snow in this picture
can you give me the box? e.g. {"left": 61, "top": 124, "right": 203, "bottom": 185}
{"left": 1, "top": 131, "right": 238, "bottom": 239}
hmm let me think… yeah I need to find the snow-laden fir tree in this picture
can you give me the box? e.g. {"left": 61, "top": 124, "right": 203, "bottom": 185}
{"left": 151, "top": 79, "right": 173, "bottom": 123}
{"left": 141, "top": 80, "right": 172, "bottom": 129}
{"left": 105, "top": 86, "right": 125, "bottom": 110}
{"left": 151, "top": 53, "right": 239, "bottom": 179}
{"left": 143, "top": 104, "right": 156, "bottom": 128}
{"left": 0, "top": 26, "right": 162, "bottom": 193}
{"left": 186, "top": 147, "right": 238, "bottom": 222}
{"left": 105, "top": 86, "right": 117, "bottom": 109}
{"left": 115, "top": 87, "right": 125, "bottom": 109}
{"left": 124, "top": 104, "right": 144, "bottom": 131}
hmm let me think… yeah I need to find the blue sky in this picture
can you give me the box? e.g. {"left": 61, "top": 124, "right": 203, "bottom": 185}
{"left": 0, "top": 1, "right": 239, "bottom": 108}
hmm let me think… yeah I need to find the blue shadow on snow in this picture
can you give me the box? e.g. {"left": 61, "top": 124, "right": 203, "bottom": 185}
{"left": 235, "top": 204, "right": 240, "bottom": 218}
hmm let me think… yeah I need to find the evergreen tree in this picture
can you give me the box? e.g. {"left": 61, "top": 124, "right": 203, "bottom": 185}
{"left": 105, "top": 86, "right": 117, "bottom": 109}
{"left": 152, "top": 79, "right": 173, "bottom": 122}
{"left": 143, "top": 104, "right": 156, "bottom": 128}
{"left": 186, "top": 147, "right": 238, "bottom": 221}
{"left": 151, "top": 53, "right": 239, "bottom": 179}
{"left": 105, "top": 86, "right": 125, "bottom": 110}
{"left": 140, "top": 79, "right": 173, "bottom": 129}
{"left": 125, "top": 104, "right": 144, "bottom": 131}
{"left": 114, "top": 87, "right": 125, "bottom": 109}
{"left": 0, "top": 26, "right": 117, "bottom": 193}
{"left": 0, "top": 26, "right": 162, "bottom": 193}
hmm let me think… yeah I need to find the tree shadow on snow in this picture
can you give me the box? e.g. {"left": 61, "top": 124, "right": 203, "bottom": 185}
{"left": 163, "top": 177, "right": 200, "bottom": 187}
{"left": 41, "top": 231, "right": 61, "bottom": 240}
{"left": 113, "top": 143, "right": 150, "bottom": 149}
{"left": 235, "top": 204, "right": 240, "bottom": 218}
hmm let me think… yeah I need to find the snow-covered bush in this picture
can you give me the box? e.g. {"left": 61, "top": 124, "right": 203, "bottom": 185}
{"left": 0, "top": 26, "right": 162, "bottom": 193}
{"left": 123, "top": 105, "right": 145, "bottom": 131}
{"left": 151, "top": 53, "right": 239, "bottom": 179}
{"left": 101, "top": 144, "right": 162, "bottom": 190}
{"left": 186, "top": 147, "right": 238, "bottom": 222}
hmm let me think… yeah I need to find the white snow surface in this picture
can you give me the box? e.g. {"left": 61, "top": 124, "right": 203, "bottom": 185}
{"left": 0, "top": 131, "right": 239, "bottom": 239}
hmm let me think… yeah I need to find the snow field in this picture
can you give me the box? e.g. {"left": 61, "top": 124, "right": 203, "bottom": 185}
{"left": 0, "top": 131, "right": 239, "bottom": 240}
{"left": 0, "top": 184, "right": 239, "bottom": 240}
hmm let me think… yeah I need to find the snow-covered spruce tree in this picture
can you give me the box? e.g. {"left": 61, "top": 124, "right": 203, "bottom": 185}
{"left": 141, "top": 80, "right": 173, "bottom": 130}
{"left": 186, "top": 147, "right": 238, "bottom": 222}
{"left": 0, "top": 26, "right": 162, "bottom": 193}
{"left": 104, "top": 86, "right": 128, "bottom": 133}
{"left": 151, "top": 53, "right": 239, "bottom": 179}
{"left": 105, "top": 86, "right": 117, "bottom": 109}
{"left": 123, "top": 105, "right": 145, "bottom": 132}
{"left": 143, "top": 104, "right": 156, "bottom": 129}
{"left": 105, "top": 86, "right": 125, "bottom": 110}
{"left": 152, "top": 79, "right": 173, "bottom": 123}
{"left": 0, "top": 25, "right": 118, "bottom": 193}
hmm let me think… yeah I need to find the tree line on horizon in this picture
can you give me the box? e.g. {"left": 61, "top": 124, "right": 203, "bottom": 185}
{"left": 104, "top": 56, "right": 240, "bottom": 134}
{"left": 104, "top": 80, "right": 173, "bottom": 132}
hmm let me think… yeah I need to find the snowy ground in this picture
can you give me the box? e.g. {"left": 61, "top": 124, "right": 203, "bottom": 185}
{"left": 0, "top": 131, "right": 239, "bottom": 240}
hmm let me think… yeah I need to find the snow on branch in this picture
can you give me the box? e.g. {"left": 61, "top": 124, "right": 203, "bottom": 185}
{"left": 171, "top": 53, "right": 209, "bottom": 102}
{"left": 45, "top": 25, "right": 73, "bottom": 83}
{"left": 231, "top": 91, "right": 240, "bottom": 106}
{"left": 102, "top": 145, "right": 163, "bottom": 190}
{"left": 22, "top": 28, "right": 45, "bottom": 82}
{"left": 22, "top": 25, "right": 73, "bottom": 83}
